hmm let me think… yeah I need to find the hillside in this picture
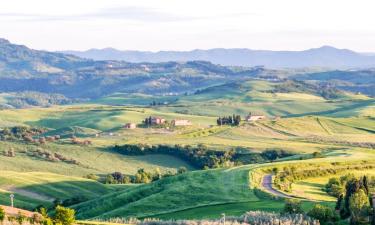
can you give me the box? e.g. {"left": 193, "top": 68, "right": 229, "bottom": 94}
{"left": 62, "top": 46, "right": 375, "bottom": 68}
{"left": 1, "top": 38, "right": 375, "bottom": 105}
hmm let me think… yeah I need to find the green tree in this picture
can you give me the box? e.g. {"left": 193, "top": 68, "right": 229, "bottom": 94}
{"left": 307, "top": 204, "right": 338, "bottom": 225}
{"left": 349, "top": 189, "right": 370, "bottom": 225}
{"left": 54, "top": 206, "right": 75, "bottom": 225}
{"left": 104, "top": 174, "right": 116, "bottom": 184}
{"left": 0, "top": 207, "right": 5, "bottom": 222}
{"left": 283, "top": 199, "right": 304, "bottom": 214}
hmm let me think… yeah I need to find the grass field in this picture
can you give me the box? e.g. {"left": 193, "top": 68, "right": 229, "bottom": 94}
{"left": 0, "top": 79, "right": 374, "bottom": 220}
{"left": 0, "top": 171, "right": 117, "bottom": 210}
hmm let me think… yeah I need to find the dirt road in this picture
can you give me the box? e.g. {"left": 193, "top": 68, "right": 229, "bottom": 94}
{"left": 261, "top": 174, "right": 292, "bottom": 198}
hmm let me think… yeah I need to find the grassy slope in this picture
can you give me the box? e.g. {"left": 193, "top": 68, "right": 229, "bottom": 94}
{"left": 0, "top": 141, "right": 194, "bottom": 176}
{"left": 72, "top": 166, "right": 258, "bottom": 219}
{"left": 0, "top": 171, "right": 115, "bottom": 210}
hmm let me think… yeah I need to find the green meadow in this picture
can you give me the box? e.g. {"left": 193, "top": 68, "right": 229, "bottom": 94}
{"left": 0, "top": 79, "right": 374, "bottom": 220}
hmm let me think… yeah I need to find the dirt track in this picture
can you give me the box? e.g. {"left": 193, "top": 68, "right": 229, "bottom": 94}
{"left": 261, "top": 174, "right": 292, "bottom": 198}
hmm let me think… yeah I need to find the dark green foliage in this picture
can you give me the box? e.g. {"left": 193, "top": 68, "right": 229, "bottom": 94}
{"left": 333, "top": 175, "right": 372, "bottom": 224}
{"left": 104, "top": 169, "right": 172, "bottom": 184}
{"left": 326, "top": 177, "right": 345, "bottom": 197}
{"left": 0, "top": 207, "right": 5, "bottom": 222}
{"left": 112, "top": 144, "right": 236, "bottom": 169}
{"left": 307, "top": 204, "right": 339, "bottom": 225}
{"left": 216, "top": 115, "right": 241, "bottom": 126}
{"left": 282, "top": 199, "right": 304, "bottom": 214}
{"left": 234, "top": 149, "right": 294, "bottom": 164}
{"left": 61, "top": 196, "right": 89, "bottom": 207}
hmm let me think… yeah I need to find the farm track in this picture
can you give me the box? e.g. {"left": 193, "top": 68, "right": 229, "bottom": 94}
{"left": 261, "top": 174, "right": 292, "bottom": 198}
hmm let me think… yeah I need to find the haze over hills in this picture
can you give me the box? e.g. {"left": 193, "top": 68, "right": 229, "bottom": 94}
{"left": 62, "top": 46, "right": 375, "bottom": 69}
{"left": 0, "top": 37, "right": 375, "bottom": 109}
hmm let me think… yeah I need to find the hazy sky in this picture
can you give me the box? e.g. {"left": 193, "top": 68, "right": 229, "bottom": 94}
{"left": 1, "top": 0, "right": 375, "bottom": 52}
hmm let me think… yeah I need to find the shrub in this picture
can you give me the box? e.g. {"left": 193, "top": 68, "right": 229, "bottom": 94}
{"left": 177, "top": 167, "right": 187, "bottom": 174}
{"left": 307, "top": 204, "right": 338, "bottom": 224}
{"left": 54, "top": 206, "right": 75, "bottom": 225}
{"left": 283, "top": 199, "right": 304, "bottom": 214}
{"left": 85, "top": 174, "right": 99, "bottom": 181}
{"left": 16, "top": 212, "right": 26, "bottom": 225}
{"left": 0, "top": 207, "right": 5, "bottom": 222}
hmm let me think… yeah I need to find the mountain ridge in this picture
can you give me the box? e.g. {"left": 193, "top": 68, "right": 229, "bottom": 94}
{"left": 61, "top": 46, "right": 375, "bottom": 68}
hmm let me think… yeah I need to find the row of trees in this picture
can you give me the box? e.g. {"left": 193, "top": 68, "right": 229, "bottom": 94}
{"left": 112, "top": 144, "right": 236, "bottom": 169}
{"left": 113, "top": 144, "right": 294, "bottom": 169}
{"left": 104, "top": 167, "right": 187, "bottom": 184}
{"left": 216, "top": 115, "right": 241, "bottom": 126}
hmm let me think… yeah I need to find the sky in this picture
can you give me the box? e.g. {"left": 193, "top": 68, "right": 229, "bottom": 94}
{"left": 1, "top": 0, "right": 375, "bottom": 52}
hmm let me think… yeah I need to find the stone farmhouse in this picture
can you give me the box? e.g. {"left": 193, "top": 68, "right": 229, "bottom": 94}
{"left": 124, "top": 123, "right": 136, "bottom": 129}
{"left": 172, "top": 119, "right": 192, "bottom": 126}
{"left": 246, "top": 113, "right": 266, "bottom": 121}
{"left": 151, "top": 117, "right": 166, "bottom": 125}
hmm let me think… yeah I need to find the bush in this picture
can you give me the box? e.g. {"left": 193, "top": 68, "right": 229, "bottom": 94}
{"left": 283, "top": 199, "right": 304, "bottom": 214}
{"left": 54, "top": 206, "right": 75, "bottom": 225}
{"left": 85, "top": 174, "right": 99, "bottom": 181}
{"left": 307, "top": 204, "right": 339, "bottom": 224}
{"left": 0, "top": 207, "right": 5, "bottom": 222}
{"left": 16, "top": 212, "right": 26, "bottom": 225}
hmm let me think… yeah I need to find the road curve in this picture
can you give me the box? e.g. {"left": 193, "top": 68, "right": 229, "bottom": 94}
{"left": 262, "top": 174, "right": 292, "bottom": 198}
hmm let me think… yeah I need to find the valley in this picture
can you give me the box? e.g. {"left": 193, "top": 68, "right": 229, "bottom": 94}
{"left": 0, "top": 38, "right": 374, "bottom": 225}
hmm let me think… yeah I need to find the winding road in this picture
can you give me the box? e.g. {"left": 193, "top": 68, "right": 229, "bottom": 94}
{"left": 261, "top": 174, "right": 292, "bottom": 198}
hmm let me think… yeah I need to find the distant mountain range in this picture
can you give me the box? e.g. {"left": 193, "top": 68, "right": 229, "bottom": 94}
{"left": 62, "top": 46, "right": 375, "bottom": 69}
{"left": 0, "top": 37, "right": 374, "bottom": 109}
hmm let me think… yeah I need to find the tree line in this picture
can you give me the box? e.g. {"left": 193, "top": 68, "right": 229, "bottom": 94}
{"left": 103, "top": 167, "right": 187, "bottom": 184}
{"left": 112, "top": 144, "right": 236, "bottom": 169}
{"left": 112, "top": 144, "right": 294, "bottom": 169}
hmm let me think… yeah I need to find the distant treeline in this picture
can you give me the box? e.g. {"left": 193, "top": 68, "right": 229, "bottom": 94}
{"left": 111, "top": 144, "right": 294, "bottom": 169}
{"left": 5, "top": 91, "right": 75, "bottom": 108}
{"left": 271, "top": 80, "right": 342, "bottom": 99}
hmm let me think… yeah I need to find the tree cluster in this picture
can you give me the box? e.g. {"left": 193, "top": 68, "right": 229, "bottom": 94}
{"left": 104, "top": 167, "right": 187, "bottom": 184}
{"left": 216, "top": 115, "right": 241, "bottom": 126}
{"left": 112, "top": 144, "right": 236, "bottom": 169}
{"left": 335, "top": 176, "right": 372, "bottom": 224}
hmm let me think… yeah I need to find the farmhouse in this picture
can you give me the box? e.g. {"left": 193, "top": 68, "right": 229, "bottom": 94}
{"left": 172, "top": 119, "right": 192, "bottom": 126}
{"left": 124, "top": 123, "right": 136, "bottom": 129}
{"left": 151, "top": 117, "right": 166, "bottom": 125}
{"left": 246, "top": 113, "right": 266, "bottom": 121}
